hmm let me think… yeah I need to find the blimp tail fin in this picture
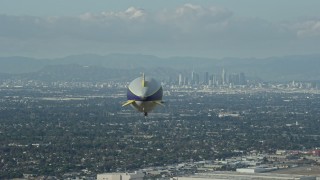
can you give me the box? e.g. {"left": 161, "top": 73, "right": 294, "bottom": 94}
{"left": 122, "top": 100, "right": 135, "bottom": 107}
{"left": 142, "top": 73, "right": 146, "bottom": 87}
{"left": 154, "top": 100, "right": 165, "bottom": 107}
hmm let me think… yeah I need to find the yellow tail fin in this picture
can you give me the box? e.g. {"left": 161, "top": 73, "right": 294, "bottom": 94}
{"left": 122, "top": 100, "right": 135, "bottom": 107}
{"left": 142, "top": 73, "right": 146, "bottom": 87}
{"left": 154, "top": 101, "right": 165, "bottom": 107}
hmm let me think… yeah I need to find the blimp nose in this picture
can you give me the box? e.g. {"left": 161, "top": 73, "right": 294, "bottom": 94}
{"left": 140, "top": 94, "right": 147, "bottom": 100}
{"left": 140, "top": 88, "right": 148, "bottom": 100}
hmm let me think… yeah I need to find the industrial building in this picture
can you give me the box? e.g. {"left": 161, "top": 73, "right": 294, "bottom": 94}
{"left": 97, "top": 172, "right": 144, "bottom": 180}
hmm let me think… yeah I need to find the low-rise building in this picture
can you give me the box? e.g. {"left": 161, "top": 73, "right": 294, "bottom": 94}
{"left": 97, "top": 172, "right": 144, "bottom": 180}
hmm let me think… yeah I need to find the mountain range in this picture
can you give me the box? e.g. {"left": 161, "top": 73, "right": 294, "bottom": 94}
{"left": 0, "top": 54, "right": 319, "bottom": 82}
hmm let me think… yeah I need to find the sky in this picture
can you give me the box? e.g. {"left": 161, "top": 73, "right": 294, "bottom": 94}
{"left": 1, "top": 0, "right": 320, "bottom": 58}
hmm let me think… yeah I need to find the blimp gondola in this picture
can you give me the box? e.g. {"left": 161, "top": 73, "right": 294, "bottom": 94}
{"left": 122, "top": 73, "right": 163, "bottom": 116}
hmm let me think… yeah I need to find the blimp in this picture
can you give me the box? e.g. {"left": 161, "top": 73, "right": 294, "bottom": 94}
{"left": 122, "top": 73, "right": 163, "bottom": 116}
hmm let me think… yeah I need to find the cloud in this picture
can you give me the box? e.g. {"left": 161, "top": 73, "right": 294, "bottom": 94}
{"left": 0, "top": 4, "right": 320, "bottom": 58}
{"left": 289, "top": 19, "right": 320, "bottom": 38}
{"left": 80, "top": 7, "right": 147, "bottom": 22}
{"left": 155, "top": 4, "right": 233, "bottom": 37}
{"left": 0, "top": 4, "right": 233, "bottom": 40}
{"left": 174, "top": 3, "right": 232, "bottom": 22}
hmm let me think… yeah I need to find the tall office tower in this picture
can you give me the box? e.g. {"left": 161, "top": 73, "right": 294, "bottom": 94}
{"left": 222, "top": 68, "right": 227, "bottom": 85}
{"left": 184, "top": 77, "right": 188, "bottom": 86}
{"left": 208, "top": 74, "right": 214, "bottom": 86}
{"left": 194, "top": 73, "right": 200, "bottom": 86}
{"left": 239, "top": 72, "right": 246, "bottom": 85}
{"left": 204, "top": 72, "right": 209, "bottom": 85}
{"left": 179, "top": 74, "right": 183, "bottom": 86}
{"left": 231, "top": 73, "right": 242, "bottom": 85}
{"left": 212, "top": 75, "right": 217, "bottom": 87}
{"left": 191, "top": 71, "right": 195, "bottom": 85}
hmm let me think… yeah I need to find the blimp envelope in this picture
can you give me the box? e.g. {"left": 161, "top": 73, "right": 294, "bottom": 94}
{"left": 122, "top": 74, "right": 163, "bottom": 116}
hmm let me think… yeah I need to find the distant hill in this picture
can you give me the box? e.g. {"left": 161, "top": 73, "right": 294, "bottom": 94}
{"left": 1, "top": 64, "right": 178, "bottom": 82}
{"left": 0, "top": 56, "right": 48, "bottom": 73}
{"left": 0, "top": 54, "right": 320, "bottom": 81}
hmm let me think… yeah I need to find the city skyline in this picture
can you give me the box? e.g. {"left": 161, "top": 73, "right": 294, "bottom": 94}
{"left": 178, "top": 69, "right": 247, "bottom": 87}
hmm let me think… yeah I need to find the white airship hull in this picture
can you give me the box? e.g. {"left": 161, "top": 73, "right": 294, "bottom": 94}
{"left": 122, "top": 74, "right": 163, "bottom": 116}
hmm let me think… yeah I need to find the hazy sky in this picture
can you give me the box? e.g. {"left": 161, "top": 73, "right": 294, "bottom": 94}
{"left": 1, "top": 0, "right": 320, "bottom": 58}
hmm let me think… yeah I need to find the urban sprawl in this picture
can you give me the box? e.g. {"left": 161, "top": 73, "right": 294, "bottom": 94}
{"left": 0, "top": 69, "right": 320, "bottom": 179}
